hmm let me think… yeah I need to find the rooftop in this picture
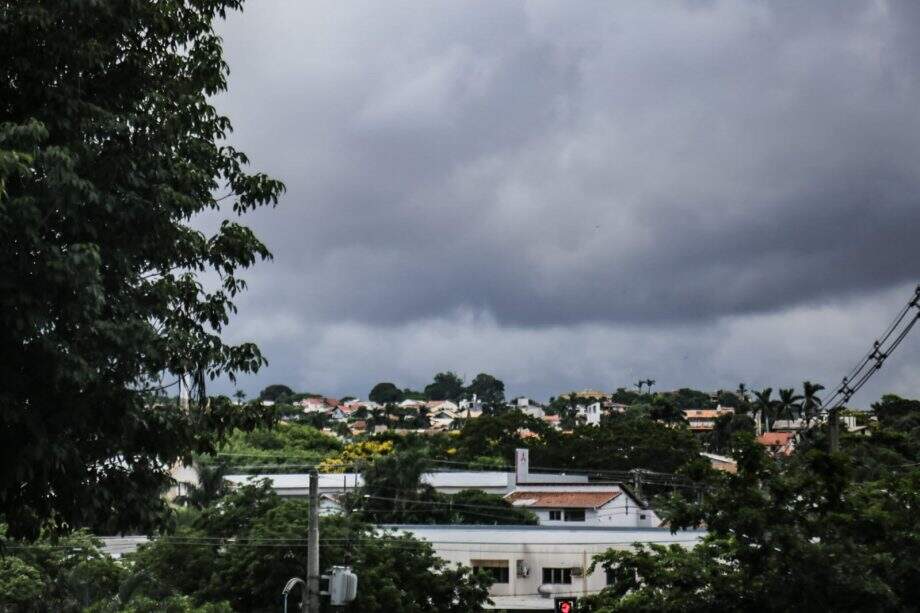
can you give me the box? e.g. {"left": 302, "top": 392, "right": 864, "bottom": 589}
{"left": 758, "top": 431, "right": 794, "bottom": 445}
{"left": 505, "top": 490, "right": 620, "bottom": 509}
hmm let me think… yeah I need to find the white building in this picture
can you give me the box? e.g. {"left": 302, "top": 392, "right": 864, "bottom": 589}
{"left": 582, "top": 402, "right": 602, "bottom": 426}
{"left": 384, "top": 524, "right": 705, "bottom": 610}
{"left": 225, "top": 471, "right": 517, "bottom": 497}
{"left": 505, "top": 485, "right": 658, "bottom": 527}
{"left": 459, "top": 395, "right": 484, "bottom": 416}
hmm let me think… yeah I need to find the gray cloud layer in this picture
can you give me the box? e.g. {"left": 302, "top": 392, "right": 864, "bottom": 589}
{"left": 210, "top": 1, "right": 920, "bottom": 401}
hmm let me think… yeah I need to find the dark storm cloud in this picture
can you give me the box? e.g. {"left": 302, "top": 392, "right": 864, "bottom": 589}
{"left": 209, "top": 1, "right": 920, "bottom": 399}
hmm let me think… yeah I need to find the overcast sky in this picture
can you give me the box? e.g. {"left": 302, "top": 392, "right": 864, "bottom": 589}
{"left": 209, "top": 0, "right": 919, "bottom": 404}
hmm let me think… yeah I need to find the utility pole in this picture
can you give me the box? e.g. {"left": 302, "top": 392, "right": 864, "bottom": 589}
{"left": 828, "top": 408, "right": 840, "bottom": 453}
{"left": 306, "top": 469, "right": 320, "bottom": 613}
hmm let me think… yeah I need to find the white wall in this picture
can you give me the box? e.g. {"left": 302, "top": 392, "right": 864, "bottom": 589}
{"left": 387, "top": 525, "right": 704, "bottom": 600}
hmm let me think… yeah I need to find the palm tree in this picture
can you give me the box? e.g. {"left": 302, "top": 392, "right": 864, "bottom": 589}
{"left": 737, "top": 383, "right": 748, "bottom": 402}
{"left": 634, "top": 380, "right": 644, "bottom": 394}
{"left": 175, "top": 460, "right": 229, "bottom": 509}
{"left": 777, "top": 387, "right": 803, "bottom": 423}
{"left": 754, "top": 387, "right": 775, "bottom": 433}
{"left": 801, "top": 381, "right": 825, "bottom": 426}
{"left": 233, "top": 389, "right": 246, "bottom": 405}
{"left": 645, "top": 379, "right": 656, "bottom": 395}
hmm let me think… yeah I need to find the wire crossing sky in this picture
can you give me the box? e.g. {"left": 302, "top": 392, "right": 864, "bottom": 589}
{"left": 208, "top": 1, "right": 920, "bottom": 402}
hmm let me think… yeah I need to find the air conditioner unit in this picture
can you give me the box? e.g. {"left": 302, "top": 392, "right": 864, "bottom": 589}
{"left": 516, "top": 560, "right": 530, "bottom": 578}
{"left": 570, "top": 566, "right": 584, "bottom": 577}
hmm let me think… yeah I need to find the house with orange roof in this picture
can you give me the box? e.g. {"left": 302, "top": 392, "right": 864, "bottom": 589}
{"left": 683, "top": 405, "right": 735, "bottom": 431}
{"left": 504, "top": 485, "right": 658, "bottom": 527}
{"left": 757, "top": 431, "right": 795, "bottom": 456}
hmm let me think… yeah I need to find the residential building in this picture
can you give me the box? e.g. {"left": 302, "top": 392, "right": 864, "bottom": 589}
{"left": 700, "top": 451, "right": 737, "bottom": 473}
{"left": 570, "top": 389, "right": 611, "bottom": 400}
{"left": 504, "top": 485, "right": 658, "bottom": 527}
{"left": 683, "top": 405, "right": 735, "bottom": 431}
{"left": 459, "top": 395, "right": 484, "bottom": 414}
{"left": 384, "top": 524, "right": 705, "bottom": 610}
{"left": 582, "top": 402, "right": 602, "bottom": 426}
{"left": 772, "top": 418, "right": 804, "bottom": 432}
{"left": 757, "top": 431, "right": 795, "bottom": 456}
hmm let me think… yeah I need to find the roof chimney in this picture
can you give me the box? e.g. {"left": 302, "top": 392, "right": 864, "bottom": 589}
{"left": 515, "top": 448, "right": 530, "bottom": 484}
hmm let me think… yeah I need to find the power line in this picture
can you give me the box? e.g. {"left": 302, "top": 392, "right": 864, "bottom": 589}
{"left": 821, "top": 284, "right": 920, "bottom": 413}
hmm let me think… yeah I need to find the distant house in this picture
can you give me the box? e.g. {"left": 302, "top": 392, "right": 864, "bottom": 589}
{"left": 398, "top": 399, "right": 426, "bottom": 409}
{"left": 542, "top": 414, "right": 561, "bottom": 430}
{"left": 700, "top": 452, "right": 737, "bottom": 473}
{"left": 757, "top": 431, "right": 795, "bottom": 456}
{"left": 570, "top": 389, "right": 612, "bottom": 400}
{"left": 429, "top": 408, "right": 460, "bottom": 429}
{"left": 458, "top": 396, "right": 483, "bottom": 416}
{"left": 301, "top": 396, "right": 341, "bottom": 413}
{"left": 427, "top": 400, "right": 459, "bottom": 412}
{"left": 504, "top": 486, "right": 658, "bottom": 527}
{"left": 319, "top": 493, "right": 344, "bottom": 516}
{"left": 683, "top": 405, "right": 735, "bottom": 431}
{"left": 772, "top": 418, "right": 805, "bottom": 432}
{"left": 582, "top": 402, "right": 602, "bottom": 426}
{"left": 513, "top": 397, "right": 546, "bottom": 419}
{"left": 326, "top": 405, "right": 352, "bottom": 422}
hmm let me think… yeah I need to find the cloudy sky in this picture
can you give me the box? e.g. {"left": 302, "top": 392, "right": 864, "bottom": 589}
{"left": 210, "top": 0, "right": 919, "bottom": 404}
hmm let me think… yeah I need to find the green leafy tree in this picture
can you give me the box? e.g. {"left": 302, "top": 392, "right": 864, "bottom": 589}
{"left": 0, "top": 556, "right": 44, "bottom": 609}
{"left": 464, "top": 373, "right": 506, "bottom": 411}
{"left": 424, "top": 372, "right": 465, "bottom": 401}
{"left": 369, "top": 382, "right": 403, "bottom": 404}
{"left": 648, "top": 395, "right": 684, "bottom": 424}
{"left": 707, "top": 412, "right": 756, "bottom": 454}
{"left": 130, "top": 483, "right": 491, "bottom": 612}
{"left": 585, "top": 432, "right": 920, "bottom": 612}
{"left": 257, "top": 385, "right": 294, "bottom": 403}
{"left": 0, "top": 1, "right": 283, "bottom": 539}
{"left": 0, "top": 529, "right": 129, "bottom": 611}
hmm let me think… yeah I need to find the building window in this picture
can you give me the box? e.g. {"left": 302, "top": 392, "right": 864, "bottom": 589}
{"left": 563, "top": 508, "right": 585, "bottom": 522}
{"left": 472, "top": 560, "right": 509, "bottom": 584}
{"left": 548, "top": 510, "right": 562, "bottom": 521}
{"left": 542, "top": 567, "right": 573, "bottom": 585}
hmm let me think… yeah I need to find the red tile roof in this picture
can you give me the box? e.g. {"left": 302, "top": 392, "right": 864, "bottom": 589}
{"left": 757, "top": 432, "right": 794, "bottom": 446}
{"left": 504, "top": 490, "right": 621, "bottom": 509}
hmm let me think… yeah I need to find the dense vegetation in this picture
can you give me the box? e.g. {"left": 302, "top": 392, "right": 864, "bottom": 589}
{"left": 0, "top": 0, "right": 282, "bottom": 539}
{"left": 584, "top": 394, "right": 920, "bottom": 612}
{"left": 0, "top": 482, "right": 492, "bottom": 612}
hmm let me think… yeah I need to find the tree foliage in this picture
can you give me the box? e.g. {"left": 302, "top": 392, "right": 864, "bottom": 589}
{"left": 464, "top": 373, "right": 506, "bottom": 409}
{"left": 424, "top": 372, "right": 465, "bottom": 401}
{"left": 584, "top": 427, "right": 920, "bottom": 612}
{"left": 0, "top": 1, "right": 283, "bottom": 538}
{"left": 368, "top": 382, "right": 402, "bottom": 404}
{"left": 130, "top": 483, "right": 492, "bottom": 612}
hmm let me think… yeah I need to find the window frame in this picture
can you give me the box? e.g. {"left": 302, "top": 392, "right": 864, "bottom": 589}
{"left": 542, "top": 567, "right": 573, "bottom": 585}
{"left": 472, "top": 560, "right": 510, "bottom": 584}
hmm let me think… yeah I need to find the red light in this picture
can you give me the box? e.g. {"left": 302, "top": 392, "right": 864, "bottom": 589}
{"left": 560, "top": 603, "right": 571, "bottom": 613}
